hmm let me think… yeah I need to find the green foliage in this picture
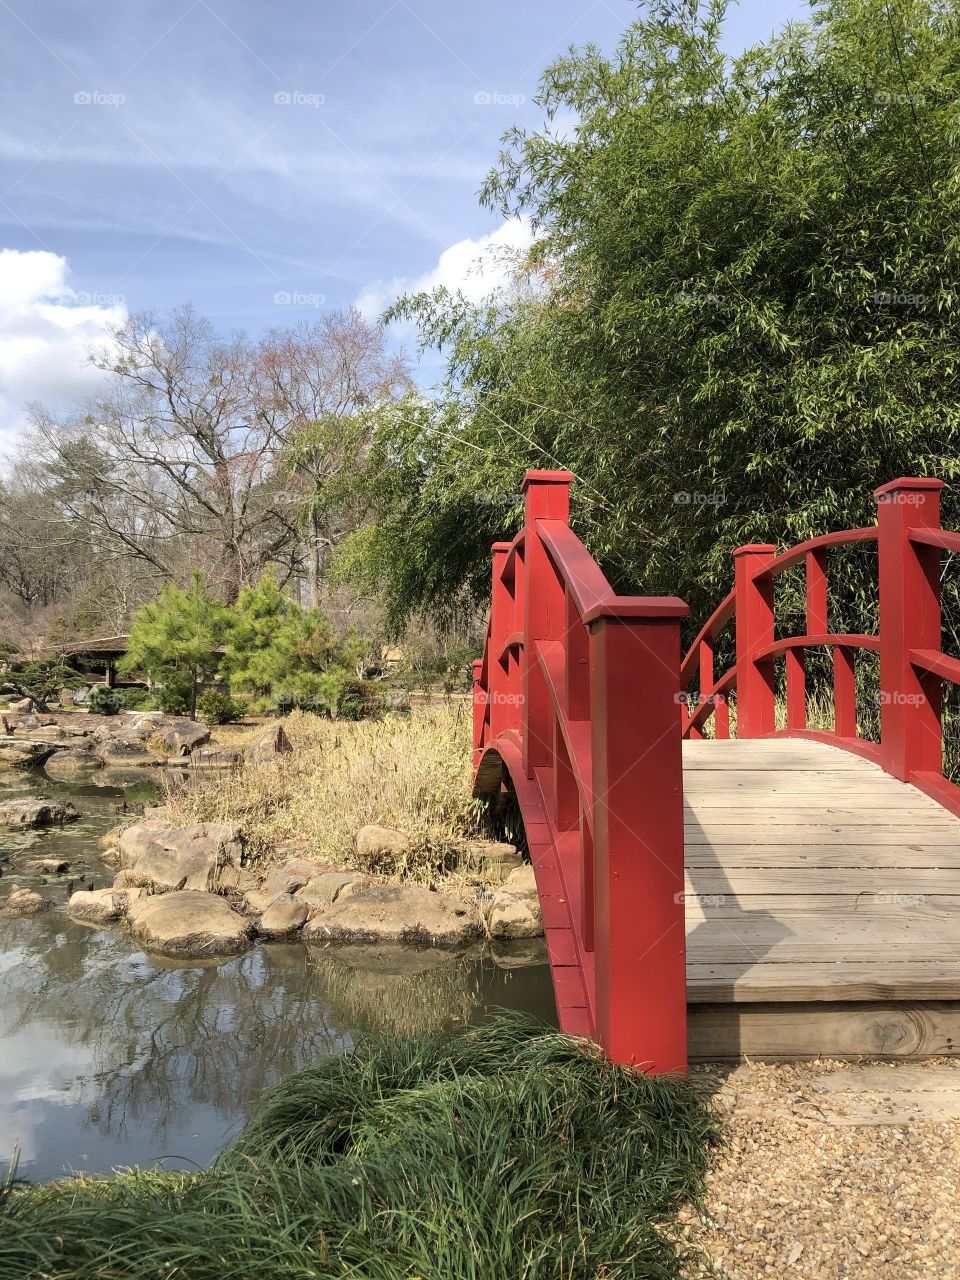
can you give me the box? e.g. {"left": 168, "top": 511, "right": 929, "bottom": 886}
{"left": 116, "top": 687, "right": 150, "bottom": 710}
{"left": 120, "top": 573, "right": 229, "bottom": 717}
{"left": 0, "top": 656, "right": 83, "bottom": 710}
{"left": 0, "top": 1017, "right": 715, "bottom": 1280}
{"left": 223, "top": 571, "right": 375, "bottom": 717}
{"left": 342, "top": 0, "right": 960, "bottom": 633}
{"left": 154, "top": 671, "right": 192, "bottom": 715}
{"left": 87, "top": 685, "right": 121, "bottom": 715}
{"left": 196, "top": 689, "right": 245, "bottom": 725}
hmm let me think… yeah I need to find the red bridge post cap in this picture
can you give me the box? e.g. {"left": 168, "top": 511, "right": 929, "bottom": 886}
{"left": 873, "top": 476, "right": 945, "bottom": 498}
{"left": 732, "top": 543, "right": 777, "bottom": 558}
{"left": 520, "top": 469, "right": 575, "bottom": 493}
{"left": 492, "top": 541, "right": 513, "bottom": 552}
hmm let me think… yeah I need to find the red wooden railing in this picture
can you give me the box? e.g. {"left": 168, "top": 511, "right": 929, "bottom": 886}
{"left": 473, "top": 472, "right": 960, "bottom": 1074}
{"left": 680, "top": 477, "right": 960, "bottom": 817}
{"left": 473, "top": 470, "right": 689, "bottom": 1072}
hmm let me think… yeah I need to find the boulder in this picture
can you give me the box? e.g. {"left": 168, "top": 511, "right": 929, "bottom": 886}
{"left": 25, "top": 858, "right": 70, "bottom": 875}
{"left": 303, "top": 883, "right": 480, "bottom": 947}
{"left": 490, "top": 938, "right": 549, "bottom": 968}
{"left": 17, "top": 714, "right": 40, "bottom": 730}
{"left": 297, "top": 871, "right": 367, "bottom": 910}
{"left": 0, "top": 798, "right": 80, "bottom": 830}
{"left": 262, "top": 857, "right": 316, "bottom": 898}
{"left": 6, "top": 697, "right": 33, "bottom": 713}
{"left": 245, "top": 723, "right": 293, "bottom": 765}
{"left": 0, "top": 739, "right": 57, "bottom": 771}
{"left": 44, "top": 748, "right": 96, "bottom": 781}
{"left": 355, "top": 825, "right": 411, "bottom": 864}
{"left": 459, "top": 840, "right": 523, "bottom": 882}
{"left": 157, "top": 721, "right": 210, "bottom": 757}
{"left": 95, "top": 736, "right": 160, "bottom": 768}
{"left": 189, "top": 747, "right": 242, "bottom": 768}
{"left": 485, "top": 866, "right": 542, "bottom": 940}
{"left": 119, "top": 822, "right": 243, "bottom": 892}
{"left": 68, "top": 886, "right": 143, "bottom": 924}
{"left": 1, "top": 887, "right": 50, "bottom": 917}
{"left": 128, "top": 890, "right": 254, "bottom": 957}
{"left": 259, "top": 893, "right": 308, "bottom": 938}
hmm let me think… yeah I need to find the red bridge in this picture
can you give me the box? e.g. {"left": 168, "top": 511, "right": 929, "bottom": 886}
{"left": 473, "top": 471, "right": 960, "bottom": 1072}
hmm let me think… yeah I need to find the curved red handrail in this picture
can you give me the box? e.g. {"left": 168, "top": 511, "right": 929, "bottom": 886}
{"left": 759, "top": 528, "right": 878, "bottom": 579}
{"left": 909, "top": 527, "right": 960, "bottom": 555}
{"left": 679, "top": 588, "right": 735, "bottom": 688}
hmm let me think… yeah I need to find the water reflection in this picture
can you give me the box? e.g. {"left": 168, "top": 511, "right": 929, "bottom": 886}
{"left": 0, "top": 770, "right": 556, "bottom": 1181}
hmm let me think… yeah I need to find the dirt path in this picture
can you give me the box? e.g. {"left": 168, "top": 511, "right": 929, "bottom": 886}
{"left": 680, "top": 1059, "right": 960, "bottom": 1278}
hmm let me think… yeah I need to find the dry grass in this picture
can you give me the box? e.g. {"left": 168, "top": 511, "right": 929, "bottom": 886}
{"left": 163, "top": 704, "right": 487, "bottom": 876}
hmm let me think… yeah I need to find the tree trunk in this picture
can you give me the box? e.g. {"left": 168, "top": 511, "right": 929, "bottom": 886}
{"left": 190, "top": 667, "right": 198, "bottom": 720}
{"left": 307, "top": 508, "right": 323, "bottom": 609}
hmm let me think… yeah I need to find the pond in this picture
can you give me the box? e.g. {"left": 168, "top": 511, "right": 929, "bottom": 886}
{"left": 0, "top": 770, "right": 557, "bottom": 1183}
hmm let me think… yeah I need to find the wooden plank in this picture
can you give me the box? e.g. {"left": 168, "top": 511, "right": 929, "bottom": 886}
{"left": 685, "top": 827, "right": 960, "bottom": 845}
{"left": 687, "top": 963, "right": 960, "bottom": 1002}
{"left": 687, "top": 1001, "right": 960, "bottom": 1059}
{"left": 683, "top": 868, "right": 960, "bottom": 894}
{"left": 684, "top": 845, "right": 960, "bottom": 867}
{"left": 683, "top": 894, "right": 960, "bottom": 920}
{"left": 684, "top": 806, "right": 960, "bottom": 826}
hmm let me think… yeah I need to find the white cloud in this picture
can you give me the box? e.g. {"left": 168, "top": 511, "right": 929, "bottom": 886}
{"left": 356, "top": 216, "right": 534, "bottom": 321}
{"left": 0, "top": 248, "right": 126, "bottom": 455}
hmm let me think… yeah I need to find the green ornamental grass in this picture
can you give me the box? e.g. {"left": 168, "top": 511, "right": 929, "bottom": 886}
{"left": 0, "top": 1016, "right": 715, "bottom": 1280}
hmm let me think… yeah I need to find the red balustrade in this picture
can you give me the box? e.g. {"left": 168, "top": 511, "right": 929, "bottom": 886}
{"left": 473, "top": 470, "right": 689, "bottom": 1073}
{"left": 680, "top": 476, "right": 960, "bottom": 815}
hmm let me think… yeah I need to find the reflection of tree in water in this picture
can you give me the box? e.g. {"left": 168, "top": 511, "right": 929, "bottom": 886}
{"left": 0, "top": 917, "right": 352, "bottom": 1147}
{"left": 310, "top": 946, "right": 485, "bottom": 1039}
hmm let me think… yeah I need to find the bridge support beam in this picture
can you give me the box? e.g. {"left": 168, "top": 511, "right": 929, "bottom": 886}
{"left": 590, "top": 609, "right": 688, "bottom": 1073}
{"left": 733, "top": 544, "right": 777, "bottom": 738}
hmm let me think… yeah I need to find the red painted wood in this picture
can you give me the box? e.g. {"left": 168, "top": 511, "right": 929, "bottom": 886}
{"left": 565, "top": 586, "right": 590, "bottom": 721}
{"left": 834, "top": 645, "right": 857, "bottom": 738}
{"left": 785, "top": 648, "right": 806, "bottom": 730}
{"left": 911, "top": 647, "right": 960, "bottom": 685}
{"left": 875, "top": 477, "right": 944, "bottom": 780}
{"left": 908, "top": 526, "right": 960, "bottom": 555}
{"left": 590, "top": 612, "right": 687, "bottom": 1071}
{"left": 806, "top": 548, "right": 828, "bottom": 634}
{"left": 763, "top": 527, "right": 878, "bottom": 578}
{"left": 733, "top": 545, "right": 777, "bottom": 738}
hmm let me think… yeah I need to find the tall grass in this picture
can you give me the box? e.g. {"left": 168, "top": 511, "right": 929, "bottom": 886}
{"left": 164, "top": 704, "right": 488, "bottom": 875}
{"left": 0, "top": 1017, "right": 715, "bottom": 1280}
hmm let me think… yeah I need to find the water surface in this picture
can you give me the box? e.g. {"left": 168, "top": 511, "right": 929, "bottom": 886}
{"left": 0, "top": 770, "right": 556, "bottom": 1182}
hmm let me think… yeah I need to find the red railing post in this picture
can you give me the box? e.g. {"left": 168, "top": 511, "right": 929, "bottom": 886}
{"left": 590, "top": 602, "right": 689, "bottom": 1072}
{"left": 488, "top": 543, "right": 513, "bottom": 742}
{"left": 875, "top": 477, "right": 944, "bottom": 780}
{"left": 521, "top": 470, "right": 574, "bottom": 778}
{"left": 732, "top": 544, "right": 777, "bottom": 737}
{"left": 471, "top": 658, "right": 485, "bottom": 770}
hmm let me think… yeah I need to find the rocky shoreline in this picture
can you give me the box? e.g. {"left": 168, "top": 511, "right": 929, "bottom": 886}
{"left": 0, "top": 710, "right": 545, "bottom": 963}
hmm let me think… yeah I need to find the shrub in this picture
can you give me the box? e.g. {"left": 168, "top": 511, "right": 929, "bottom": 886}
{"left": 87, "top": 685, "right": 122, "bottom": 715}
{"left": 117, "top": 687, "right": 150, "bottom": 710}
{"left": 155, "top": 672, "right": 192, "bottom": 715}
{"left": 197, "top": 689, "right": 245, "bottom": 725}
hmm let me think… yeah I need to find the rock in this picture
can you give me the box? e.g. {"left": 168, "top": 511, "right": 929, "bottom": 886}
{"left": 189, "top": 748, "right": 242, "bottom": 767}
{"left": 1, "top": 887, "right": 50, "bottom": 917}
{"left": 0, "top": 739, "right": 57, "bottom": 771}
{"left": 304, "top": 883, "right": 480, "bottom": 947}
{"left": 459, "top": 840, "right": 523, "bottom": 882}
{"left": 263, "top": 858, "right": 316, "bottom": 898}
{"left": 0, "top": 798, "right": 80, "bottom": 829}
{"left": 119, "top": 822, "right": 243, "bottom": 892}
{"left": 245, "top": 723, "right": 292, "bottom": 765}
{"left": 490, "top": 938, "right": 549, "bottom": 968}
{"left": 17, "top": 714, "right": 40, "bottom": 730}
{"left": 157, "top": 721, "right": 210, "bottom": 756}
{"left": 128, "top": 890, "right": 254, "bottom": 957}
{"left": 259, "top": 893, "right": 308, "bottom": 938}
{"left": 68, "top": 886, "right": 143, "bottom": 923}
{"left": 6, "top": 697, "right": 33, "bottom": 713}
{"left": 43, "top": 748, "right": 96, "bottom": 781}
{"left": 355, "top": 825, "right": 411, "bottom": 865}
{"left": 297, "top": 871, "right": 367, "bottom": 910}
{"left": 112, "top": 868, "right": 153, "bottom": 889}
{"left": 95, "top": 735, "right": 162, "bottom": 767}
{"left": 486, "top": 870, "right": 543, "bottom": 940}
{"left": 59, "top": 688, "right": 75, "bottom": 706}
{"left": 25, "top": 858, "right": 70, "bottom": 875}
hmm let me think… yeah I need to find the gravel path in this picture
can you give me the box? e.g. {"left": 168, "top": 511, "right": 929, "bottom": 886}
{"left": 679, "top": 1059, "right": 960, "bottom": 1278}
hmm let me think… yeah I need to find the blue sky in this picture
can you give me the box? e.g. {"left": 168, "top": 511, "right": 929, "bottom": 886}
{"left": 0, "top": 0, "right": 809, "bottom": 447}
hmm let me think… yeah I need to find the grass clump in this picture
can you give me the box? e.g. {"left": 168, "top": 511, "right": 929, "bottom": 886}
{"left": 0, "top": 1016, "right": 716, "bottom": 1280}
{"left": 163, "top": 703, "right": 486, "bottom": 875}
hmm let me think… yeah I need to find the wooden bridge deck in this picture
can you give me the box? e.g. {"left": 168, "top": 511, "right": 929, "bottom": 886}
{"left": 684, "top": 738, "right": 960, "bottom": 1059}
